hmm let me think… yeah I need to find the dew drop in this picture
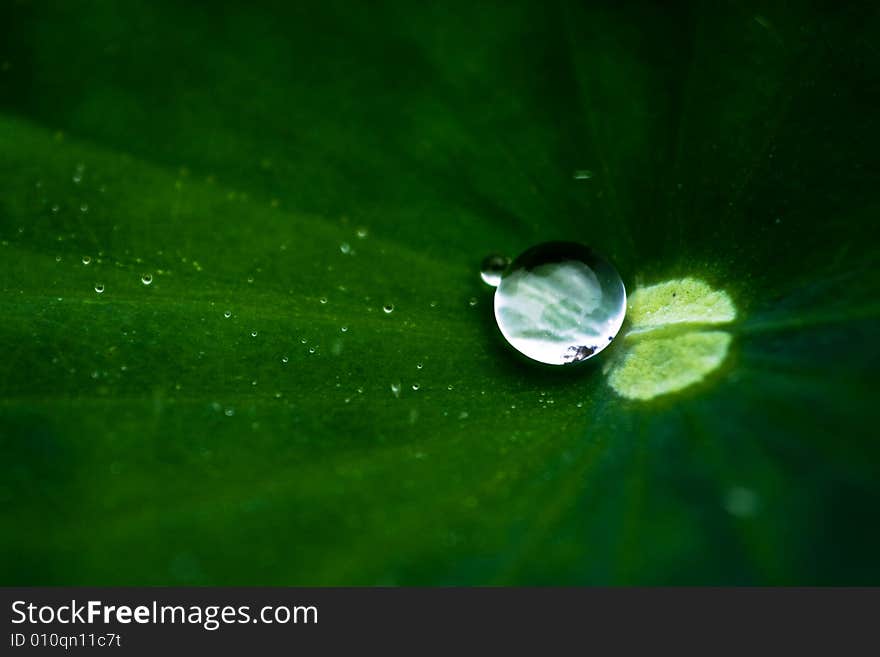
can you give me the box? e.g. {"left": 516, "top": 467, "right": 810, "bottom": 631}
{"left": 573, "top": 169, "right": 593, "bottom": 180}
{"left": 340, "top": 326, "right": 348, "bottom": 333}
{"left": 224, "top": 310, "right": 232, "bottom": 318}
{"left": 412, "top": 383, "right": 420, "bottom": 391}
{"left": 480, "top": 254, "right": 510, "bottom": 287}
{"left": 82, "top": 255, "right": 91, "bottom": 265}
{"left": 55, "top": 255, "right": 62, "bottom": 263}
{"left": 308, "top": 346, "right": 316, "bottom": 354}
{"left": 468, "top": 297, "right": 478, "bottom": 307}
{"left": 141, "top": 273, "right": 153, "bottom": 285}
{"left": 281, "top": 356, "right": 289, "bottom": 363}
{"left": 356, "top": 227, "right": 368, "bottom": 239}
{"left": 320, "top": 297, "right": 328, "bottom": 305}
{"left": 416, "top": 362, "right": 423, "bottom": 370}
{"left": 94, "top": 283, "right": 104, "bottom": 294}
{"left": 251, "top": 331, "right": 258, "bottom": 337}
{"left": 80, "top": 203, "right": 88, "bottom": 213}
{"left": 383, "top": 304, "right": 394, "bottom": 314}
{"left": 300, "top": 338, "right": 307, "bottom": 344}
{"left": 447, "top": 384, "right": 454, "bottom": 391}
{"left": 224, "top": 408, "right": 235, "bottom": 417}
{"left": 340, "top": 242, "right": 351, "bottom": 254}
{"left": 493, "top": 241, "right": 626, "bottom": 365}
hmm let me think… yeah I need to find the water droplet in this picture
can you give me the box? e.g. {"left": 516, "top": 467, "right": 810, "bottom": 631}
{"left": 300, "top": 338, "right": 307, "bottom": 344}
{"left": 458, "top": 411, "right": 469, "bottom": 420}
{"left": 390, "top": 381, "right": 401, "bottom": 398}
{"left": 94, "top": 283, "right": 104, "bottom": 294}
{"left": 224, "top": 310, "right": 232, "bottom": 318}
{"left": 493, "top": 241, "right": 626, "bottom": 364}
{"left": 480, "top": 254, "right": 510, "bottom": 287}
{"left": 447, "top": 384, "right": 454, "bottom": 391}
{"left": 319, "top": 297, "right": 328, "bottom": 305}
{"left": 308, "top": 346, "right": 316, "bottom": 354}
{"left": 339, "top": 242, "right": 351, "bottom": 254}
{"left": 416, "top": 362, "right": 423, "bottom": 369}
{"left": 141, "top": 273, "right": 153, "bottom": 285}
{"left": 356, "top": 227, "right": 368, "bottom": 239}
{"left": 80, "top": 203, "right": 88, "bottom": 213}
{"left": 573, "top": 169, "right": 593, "bottom": 180}
{"left": 723, "top": 486, "right": 759, "bottom": 517}
{"left": 340, "top": 326, "right": 348, "bottom": 333}
{"left": 224, "top": 408, "right": 235, "bottom": 417}
{"left": 55, "top": 255, "right": 62, "bottom": 263}
{"left": 468, "top": 297, "right": 478, "bottom": 307}
{"left": 251, "top": 331, "right": 258, "bottom": 337}
{"left": 51, "top": 204, "right": 59, "bottom": 213}
{"left": 281, "top": 356, "right": 289, "bottom": 363}
{"left": 383, "top": 304, "right": 394, "bottom": 314}
{"left": 247, "top": 276, "right": 254, "bottom": 284}
{"left": 82, "top": 255, "right": 91, "bottom": 265}
{"left": 412, "top": 383, "right": 420, "bottom": 391}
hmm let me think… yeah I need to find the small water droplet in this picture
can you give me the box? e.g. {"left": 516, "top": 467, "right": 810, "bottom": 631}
{"left": 447, "top": 384, "right": 454, "bottom": 391}
{"left": 281, "top": 356, "right": 289, "bottom": 363}
{"left": 339, "top": 242, "right": 351, "bottom": 254}
{"left": 573, "top": 169, "right": 593, "bottom": 180}
{"left": 356, "top": 227, "right": 368, "bottom": 239}
{"left": 416, "top": 362, "right": 423, "bottom": 369}
{"left": 247, "top": 276, "right": 254, "bottom": 284}
{"left": 390, "top": 381, "right": 401, "bottom": 398}
{"left": 141, "top": 273, "right": 153, "bottom": 285}
{"left": 251, "top": 330, "right": 258, "bottom": 337}
{"left": 383, "top": 304, "right": 394, "bottom": 314}
{"left": 224, "top": 408, "right": 235, "bottom": 417}
{"left": 94, "top": 283, "right": 104, "bottom": 294}
{"left": 480, "top": 254, "right": 510, "bottom": 287}
{"left": 412, "top": 383, "right": 420, "bottom": 391}
{"left": 340, "top": 326, "right": 348, "bottom": 332}
{"left": 224, "top": 310, "right": 232, "bottom": 318}
{"left": 308, "top": 346, "right": 316, "bottom": 354}
{"left": 82, "top": 255, "right": 91, "bottom": 265}
{"left": 458, "top": 411, "right": 469, "bottom": 420}
{"left": 80, "top": 203, "right": 88, "bottom": 213}
{"left": 55, "top": 255, "right": 62, "bottom": 263}
{"left": 468, "top": 297, "right": 478, "bottom": 307}
{"left": 51, "top": 204, "right": 59, "bottom": 213}
{"left": 300, "top": 337, "right": 307, "bottom": 344}
{"left": 320, "top": 297, "right": 328, "bottom": 304}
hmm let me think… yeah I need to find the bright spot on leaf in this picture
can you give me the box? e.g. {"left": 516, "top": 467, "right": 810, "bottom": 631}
{"left": 605, "top": 278, "right": 736, "bottom": 400}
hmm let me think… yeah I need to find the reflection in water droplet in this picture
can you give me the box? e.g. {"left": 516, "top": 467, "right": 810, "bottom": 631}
{"left": 141, "top": 273, "right": 153, "bottom": 285}
{"left": 94, "top": 283, "right": 104, "bottom": 294}
{"left": 480, "top": 254, "right": 510, "bottom": 287}
{"left": 383, "top": 304, "right": 394, "bottom": 314}
{"left": 493, "top": 241, "right": 626, "bottom": 365}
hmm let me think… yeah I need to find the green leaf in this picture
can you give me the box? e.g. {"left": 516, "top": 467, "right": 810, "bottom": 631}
{"left": 1, "top": 0, "right": 879, "bottom": 585}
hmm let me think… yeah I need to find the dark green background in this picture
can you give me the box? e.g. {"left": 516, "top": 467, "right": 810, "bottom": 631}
{"left": 1, "top": 0, "right": 878, "bottom": 584}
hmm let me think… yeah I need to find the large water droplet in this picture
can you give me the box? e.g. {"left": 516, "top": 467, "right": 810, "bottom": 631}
{"left": 480, "top": 254, "right": 510, "bottom": 287}
{"left": 493, "top": 241, "right": 626, "bottom": 365}
{"left": 383, "top": 304, "right": 394, "bottom": 314}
